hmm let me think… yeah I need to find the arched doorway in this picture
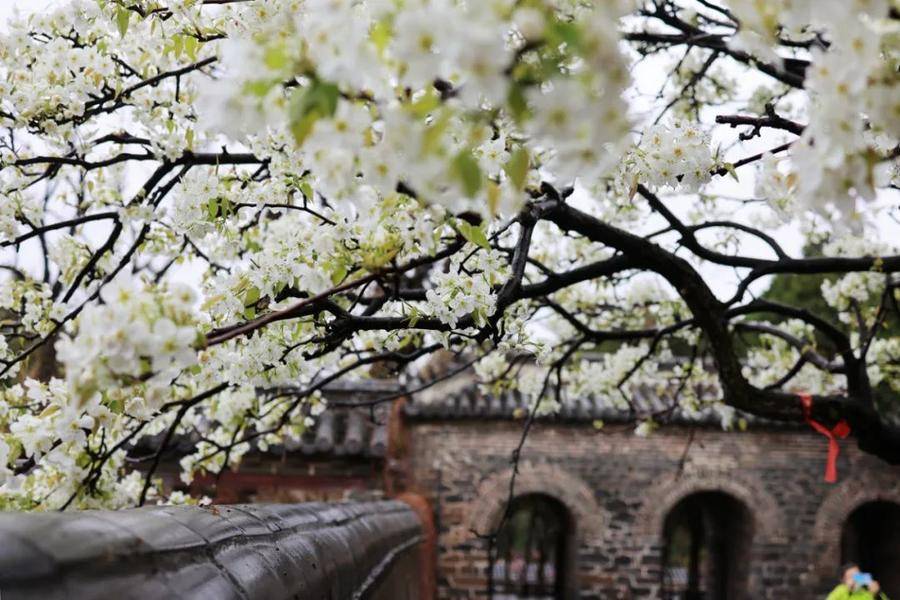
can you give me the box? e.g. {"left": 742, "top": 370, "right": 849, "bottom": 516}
{"left": 841, "top": 501, "right": 900, "bottom": 596}
{"left": 661, "top": 491, "right": 754, "bottom": 600}
{"left": 490, "top": 494, "right": 571, "bottom": 599}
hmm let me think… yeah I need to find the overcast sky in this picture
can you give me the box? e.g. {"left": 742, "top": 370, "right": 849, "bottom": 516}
{"left": 0, "top": 0, "right": 54, "bottom": 24}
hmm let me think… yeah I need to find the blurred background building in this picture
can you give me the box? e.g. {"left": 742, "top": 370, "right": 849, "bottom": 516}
{"left": 148, "top": 365, "right": 900, "bottom": 599}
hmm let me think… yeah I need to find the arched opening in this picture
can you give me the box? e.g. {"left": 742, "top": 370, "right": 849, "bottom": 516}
{"left": 490, "top": 494, "right": 571, "bottom": 599}
{"left": 661, "top": 491, "right": 754, "bottom": 600}
{"left": 841, "top": 500, "right": 900, "bottom": 596}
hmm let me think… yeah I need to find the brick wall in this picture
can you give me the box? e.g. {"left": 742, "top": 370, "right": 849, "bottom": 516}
{"left": 403, "top": 419, "right": 900, "bottom": 599}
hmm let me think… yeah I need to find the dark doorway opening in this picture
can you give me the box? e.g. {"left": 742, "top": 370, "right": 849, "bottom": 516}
{"left": 661, "top": 491, "right": 754, "bottom": 600}
{"left": 491, "top": 494, "right": 570, "bottom": 599}
{"left": 841, "top": 500, "right": 900, "bottom": 597}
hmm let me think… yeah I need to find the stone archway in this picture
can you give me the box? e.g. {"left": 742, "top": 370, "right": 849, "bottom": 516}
{"left": 812, "top": 477, "right": 900, "bottom": 582}
{"left": 467, "top": 461, "right": 605, "bottom": 546}
{"left": 660, "top": 490, "right": 755, "bottom": 599}
{"left": 467, "top": 462, "right": 604, "bottom": 599}
{"left": 633, "top": 471, "right": 787, "bottom": 544}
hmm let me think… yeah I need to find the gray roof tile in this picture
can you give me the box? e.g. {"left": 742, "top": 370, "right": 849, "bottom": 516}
{"left": 403, "top": 376, "right": 795, "bottom": 429}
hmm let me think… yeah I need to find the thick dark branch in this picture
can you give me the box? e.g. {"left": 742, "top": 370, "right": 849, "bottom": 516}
{"left": 731, "top": 257, "right": 900, "bottom": 304}
{"left": 637, "top": 186, "right": 900, "bottom": 292}
{"left": 520, "top": 255, "right": 635, "bottom": 298}
{"left": 1, "top": 212, "right": 119, "bottom": 248}
{"left": 544, "top": 298, "right": 693, "bottom": 344}
{"left": 732, "top": 321, "right": 841, "bottom": 372}
{"left": 686, "top": 221, "right": 789, "bottom": 260}
{"left": 727, "top": 299, "right": 851, "bottom": 354}
{"left": 715, "top": 113, "right": 806, "bottom": 136}
{"left": 637, "top": 184, "right": 768, "bottom": 268}
{"left": 206, "top": 239, "right": 465, "bottom": 346}
{"left": 540, "top": 198, "right": 900, "bottom": 462}
{"left": 622, "top": 29, "right": 805, "bottom": 88}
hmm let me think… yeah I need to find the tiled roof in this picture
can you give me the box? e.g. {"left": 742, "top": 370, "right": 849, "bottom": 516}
{"left": 132, "top": 381, "right": 397, "bottom": 461}
{"left": 280, "top": 406, "right": 389, "bottom": 458}
{"left": 275, "top": 379, "right": 398, "bottom": 458}
{"left": 402, "top": 371, "right": 794, "bottom": 428}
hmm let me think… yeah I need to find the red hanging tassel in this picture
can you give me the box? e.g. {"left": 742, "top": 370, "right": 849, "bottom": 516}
{"left": 798, "top": 393, "right": 851, "bottom": 483}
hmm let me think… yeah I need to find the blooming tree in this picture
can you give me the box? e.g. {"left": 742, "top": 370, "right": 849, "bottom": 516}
{"left": 0, "top": 0, "right": 898, "bottom": 509}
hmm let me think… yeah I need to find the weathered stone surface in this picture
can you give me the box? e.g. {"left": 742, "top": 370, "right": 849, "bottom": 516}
{"left": 405, "top": 420, "right": 900, "bottom": 599}
{"left": 0, "top": 500, "right": 422, "bottom": 600}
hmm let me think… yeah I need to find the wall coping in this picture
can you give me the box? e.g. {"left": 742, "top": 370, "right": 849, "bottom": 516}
{"left": 0, "top": 500, "right": 422, "bottom": 600}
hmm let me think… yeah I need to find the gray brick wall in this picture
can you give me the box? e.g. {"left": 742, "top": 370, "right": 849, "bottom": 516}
{"left": 0, "top": 500, "right": 423, "bottom": 600}
{"left": 405, "top": 420, "right": 900, "bottom": 599}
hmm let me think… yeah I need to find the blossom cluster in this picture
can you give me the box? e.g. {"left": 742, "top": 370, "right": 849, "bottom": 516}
{"left": 0, "top": 377, "right": 165, "bottom": 510}
{"left": 201, "top": 0, "right": 633, "bottom": 216}
{"left": 729, "top": 0, "right": 898, "bottom": 216}
{"left": 819, "top": 237, "right": 896, "bottom": 329}
{"left": 55, "top": 276, "right": 200, "bottom": 406}
{"left": 622, "top": 121, "right": 716, "bottom": 193}
{"left": 425, "top": 245, "right": 511, "bottom": 328}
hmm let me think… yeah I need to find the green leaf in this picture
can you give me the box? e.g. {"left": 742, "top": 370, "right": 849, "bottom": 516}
{"left": 76, "top": 453, "right": 92, "bottom": 469}
{"left": 6, "top": 437, "right": 22, "bottom": 463}
{"left": 299, "top": 181, "right": 314, "bottom": 202}
{"left": 504, "top": 147, "right": 530, "bottom": 190}
{"left": 219, "top": 197, "right": 234, "bottom": 217}
{"left": 370, "top": 18, "right": 392, "bottom": 55}
{"left": 330, "top": 263, "right": 348, "bottom": 285}
{"left": 421, "top": 110, "right": 451, "bottom": 154}
{"left": 456, "top": 220, "right": 489, "bottom": 250}
{"left": 115, "top": 7, "right": 130, "bottom": 38}
{"left": 39, "top": 404, "right": 61, "bottom": 419}
{"left": 107, "top": 398, "right": 124, "bottom": 414}
{"left": 407, "top": 306, "right": 421, "bottom": 327}
{"left": 723, "top": 162, "right": 739, "bottom": 182}
{"left": 243, "top": 286, "right": 260, "bottom": 306}
{"left": 507, "top": 84, "right": 529, "bottom": 123}
{"left": 290, "top": 113, "right": 319, "bottom": 146}
{"left": 288, "top": 80, "right": 340, "bottom": 144}
{"left": 486, "top": 181, "right": 501, "bottom": 216}
{"left": 263, "top": 44, "right": 289, "bottom": 70}
{"left": 408, "top": 88, "right": 440, "bottom": 118}
{"left": 452, "top": 149, "right": 483, "bottom": 197}
{"left": 244, "top": 79, "right": 275, "bottom": 98}
{"left": 172, "top": 33, "right": 184, "bottom": 58}
{"left": 546, "top": 19, "right": 581, "bottom": 49}
{"left": 183, "top": 36, "right": 200, "bottom": 61}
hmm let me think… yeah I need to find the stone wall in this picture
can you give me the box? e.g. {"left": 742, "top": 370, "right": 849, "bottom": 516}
{"left": 0, "top": 500, "right": 423, "bottom": 600}
{"left": 404, "top": 420, "right": 900, "bottom": 599}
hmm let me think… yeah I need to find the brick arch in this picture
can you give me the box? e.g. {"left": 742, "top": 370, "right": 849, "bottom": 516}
{"left": 467, "top": 461, "right": 605, "bottom": 544}
{"left": 633, "top": 472, "right": 787, "bottom": 543}
{"left": 811, "top": 476, "right": 900, "bottom": 579}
